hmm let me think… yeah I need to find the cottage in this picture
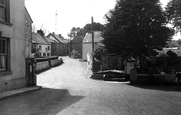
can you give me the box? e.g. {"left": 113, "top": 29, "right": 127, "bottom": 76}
{"left": 32, "top": 31, "right": 51, "bottom": 57}
{"left": 69, "top": 35, "right": 83, "bottom": 58}
{"left": 47, "top": 33, "right": 68, "bottom": 56}
{"left": 0, "top": 0, "right": 32, "bottom": 92}
{"left": 82, "top": 31, "right": 104, "bottom": 61}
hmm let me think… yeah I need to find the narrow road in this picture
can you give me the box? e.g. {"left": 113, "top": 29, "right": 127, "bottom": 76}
{"left": 0, "top": 56, "right": 181, "bottom": 115}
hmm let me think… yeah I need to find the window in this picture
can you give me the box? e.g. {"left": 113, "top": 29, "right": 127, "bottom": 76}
{"left": 43, "top": 53, "right": 46, "bottom": 57}
{"left": 0, "top": 0, "right": 10, "bottom": 22}
{"left": 47, "top": 46, "right": 50, "bottom": 50}
{"left": 0, "top": 37, "right": 9, "bottom": 72}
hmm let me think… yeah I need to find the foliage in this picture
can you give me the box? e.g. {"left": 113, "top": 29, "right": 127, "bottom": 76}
{"left": 93, "top": 44, "right": 106, "bottom": 61}
{"left": 167, "top": 40, "right": 178, "bottom": 47}
{"left": 102, "top": 0, "right": 174, "bottom": 71}
{"left": 166, "top": 0, "right": 181, "bottom": 31}
{"left": 82, "top": 22, "right": 104, "bottom": 34}
{"left": 68, "top": 27, "right": 80, "bottom": 38}
{"left": 102, "top": 0, "right": 173, "bottom": 56}
{"left": 177, "top": 39, "right": 181, "bottom": 46}
{"left": 69, "top": 22, "right": 104, "bottom": 38}
{"left": 146, "top": 50, "right": 179, "bottom": 73}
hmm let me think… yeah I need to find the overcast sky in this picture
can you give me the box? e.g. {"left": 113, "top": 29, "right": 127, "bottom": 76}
{"left": 25, "top": 0, "right": 178, "bottom": 39}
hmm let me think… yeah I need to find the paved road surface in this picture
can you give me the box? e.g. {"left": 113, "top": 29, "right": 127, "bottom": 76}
{"left": 0, "top": 56, "right": 181, "bottom": 115}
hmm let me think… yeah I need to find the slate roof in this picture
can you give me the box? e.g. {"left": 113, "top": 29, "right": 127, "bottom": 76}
{"left": 44, "top": 36, "right": 57, "bottom": 44}
{"left": 32, "top": 32, "right": 49, "bottom": 45}
{"left": 48, "top": 33, "right": 68, "bottom": 44}
{"left": 83, "top": 31, "right": 103, "bottom": 43}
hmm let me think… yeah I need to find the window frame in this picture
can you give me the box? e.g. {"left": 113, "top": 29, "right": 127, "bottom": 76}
{"left": 0, "top": 36, "right": 10, "bottom": 72}
{"left": 0, "top": 0, "right": 11, "bottom": 24}
{"left": 47, "top": 46, "right": 50, "bottom": 50}
{"left": 43, "top": 53, "right": 46, "bottom": 57}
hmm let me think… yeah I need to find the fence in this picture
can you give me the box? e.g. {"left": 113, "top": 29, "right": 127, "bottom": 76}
{"left": 130, "top": 68, "right": 178, "bottom": 84}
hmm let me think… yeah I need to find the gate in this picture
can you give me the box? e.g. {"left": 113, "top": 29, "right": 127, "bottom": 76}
{"left": 26, "top": 58, "right": 36, "bottom": 86}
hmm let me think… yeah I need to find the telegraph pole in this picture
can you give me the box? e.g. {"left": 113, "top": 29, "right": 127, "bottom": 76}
{"left": 91, "top": 16, "right": 94, "bottom": 72}
{"left": 91, "top": 17, "right": 94, "bottom": 53}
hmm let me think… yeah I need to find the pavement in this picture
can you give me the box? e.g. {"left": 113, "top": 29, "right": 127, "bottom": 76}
{"left": 0, "top": 86, "right": 41, "bottom": 100}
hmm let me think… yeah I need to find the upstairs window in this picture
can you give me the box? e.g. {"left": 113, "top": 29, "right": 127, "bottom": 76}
{"left": 0, "top": 0, "right": 10, "bottom": 22}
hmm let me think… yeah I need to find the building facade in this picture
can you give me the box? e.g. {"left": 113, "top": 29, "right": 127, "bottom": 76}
{"left": 82, "top": 31, "right": 104, "bottom": 61}
{"left": 32, "top": 32, "right": 51, "bottom": 57}
{"left": 69, "top": 35, "right": 83, "bottom": 58}
{"left": 47, "top": 33, "right": 68, "bottom": 56}
{"left": 25, "top": 7, "right": 33, "bottom": 58}
{"left": 0, "top": 0, "right": 30, "bottom": 92}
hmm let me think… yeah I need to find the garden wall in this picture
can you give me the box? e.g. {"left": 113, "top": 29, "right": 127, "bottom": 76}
{"left": 35, "top": 56, "right": 63, "bottom": 74}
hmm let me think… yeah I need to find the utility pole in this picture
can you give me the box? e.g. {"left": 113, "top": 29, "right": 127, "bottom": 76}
{"left": 91, "top": 17, "right": 94, "bottom": 53}
{"left": 91, "top": 16, "right": 94, "bottom": 72}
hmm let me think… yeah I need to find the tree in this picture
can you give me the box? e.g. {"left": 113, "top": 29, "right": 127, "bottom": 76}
{"left": 166, "top": 0, "right": 181, "bottom": 31}
{"left": 83, "top": 22, "right": 104, "bottom": 34}
{"left": 102, "top": 0, "right": 174, "bottom": 72}
{"left": 69, "top": 22, "right": 104, "bottom": 38}
{"left": 68, "top": 27, "right": 79, "bottom": 38}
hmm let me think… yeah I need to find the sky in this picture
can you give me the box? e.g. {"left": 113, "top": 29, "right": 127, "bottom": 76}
{"left": 25, "top": 0, "right": 180, "bottom": 39}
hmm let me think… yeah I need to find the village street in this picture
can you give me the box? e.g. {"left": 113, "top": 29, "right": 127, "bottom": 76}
{"left": 0, "top": 56, "right": 181, "bottom": 115}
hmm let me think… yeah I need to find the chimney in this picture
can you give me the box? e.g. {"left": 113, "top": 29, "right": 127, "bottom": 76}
{"left": 37, "top": 30, "right": 44, "bottom": 36}
{"left": 59, "top": 34, "right": 63, "bottom": 38}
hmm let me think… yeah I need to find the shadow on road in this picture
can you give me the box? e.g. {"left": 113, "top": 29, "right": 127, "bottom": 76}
{"left": 0, "top": 88, "right": 84, "bottom": 115}
{"left": 127, "top": 83, "right": 181, "bottom": 92}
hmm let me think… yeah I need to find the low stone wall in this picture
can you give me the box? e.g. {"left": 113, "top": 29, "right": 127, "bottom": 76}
{"left": 35, "top": 61, "right": 50, "bottom": 73}
{"left": 35, "top": 56, "right": 63, "bottom": 74}
{"left": 130, "top": 68, "right": 177, "bottom": 84}
{"left": 50, "top": 58, "right": 63, "bottom": 67}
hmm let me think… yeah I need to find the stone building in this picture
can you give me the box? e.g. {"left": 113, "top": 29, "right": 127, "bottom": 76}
{"left": 82, "top": 31, "right": 104, "bottom": 61}
{"left": 0, "top": 0, "right": 32, "bottom": 92}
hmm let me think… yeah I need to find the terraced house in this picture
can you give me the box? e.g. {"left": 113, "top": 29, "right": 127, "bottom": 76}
{"left": 0, "top": 0, "right": 32, "bottom": 92}
{"left": 47, "top": 33, "right": 69, "bottom": 56}
{"left": 32, "top": 30, "right": 51, "bottom": 57}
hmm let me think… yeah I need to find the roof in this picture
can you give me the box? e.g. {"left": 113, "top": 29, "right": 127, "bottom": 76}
{"left": 44, "top": 36, "right": 57, "bottom": 44}
{"left": 83, "top": 31, "right": 103, "bottom": 43}
{"left": 158, "top": 47, "right": 181, "bottom": 56}
{"left": 48, "top": 33, "right": 68, "bottom": 44}
{"left": 32, "top": 32, "right": 49, "bottom": 45}
{"left": 25, "top": 7, "right": 33, "bottom": 23}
